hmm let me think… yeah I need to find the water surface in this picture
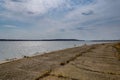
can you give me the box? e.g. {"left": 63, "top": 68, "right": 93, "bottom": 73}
{"left": 0, "top": 41, "right": 111, "bottom": 61}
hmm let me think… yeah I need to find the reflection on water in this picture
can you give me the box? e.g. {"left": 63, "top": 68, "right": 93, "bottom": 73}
{"left": 0, "top": 41, "right": 111, "bottom": 61}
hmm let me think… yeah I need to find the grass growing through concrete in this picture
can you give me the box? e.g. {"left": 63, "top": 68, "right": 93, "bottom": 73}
{"left": 114, "top": 43, "right": 120, "bottom": 60}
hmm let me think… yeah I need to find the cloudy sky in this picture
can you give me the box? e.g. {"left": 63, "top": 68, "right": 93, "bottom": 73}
{"left": 0, "top": 0, "right": 120, "bottom": 40}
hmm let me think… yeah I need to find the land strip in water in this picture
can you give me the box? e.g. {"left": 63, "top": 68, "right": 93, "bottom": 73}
{"left": 0, "top": 42, "right": 120, "bottom": 80}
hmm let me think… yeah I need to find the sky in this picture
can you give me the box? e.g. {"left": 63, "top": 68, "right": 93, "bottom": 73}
{"left": 0, "top": 0, "right": 120, "bottom": 40}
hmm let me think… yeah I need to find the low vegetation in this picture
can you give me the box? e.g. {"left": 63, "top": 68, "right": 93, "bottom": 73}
{"left": 114, "top": 43, "right": 120, "bottom": 60}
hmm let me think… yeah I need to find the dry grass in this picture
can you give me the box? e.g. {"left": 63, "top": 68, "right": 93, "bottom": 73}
{"left": 114, "top": 43, "right": 120, "bottom": 60}
{"left": 114, "top": 43, "right": 120, "bottom": 53}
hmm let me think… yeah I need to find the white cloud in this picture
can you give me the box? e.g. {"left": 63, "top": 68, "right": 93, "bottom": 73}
{"left": 0, "top": 0, "right": 120, "bottom": 40}
{"left": 64, "top": 0, "right": 120, "bottom": 28}
{"left": 2, "top": 0, "right": 70, "bottom": 16}
{"left": 2, "top": 25, "right": 17, "bottom": 28}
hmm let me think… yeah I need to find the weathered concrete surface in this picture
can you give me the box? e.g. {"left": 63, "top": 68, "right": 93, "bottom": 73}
{"left": 50, "top": 43, "right": 120, "bottom": 80}
{"left": 0, "top": 42, "right": 120, "bottom": 80}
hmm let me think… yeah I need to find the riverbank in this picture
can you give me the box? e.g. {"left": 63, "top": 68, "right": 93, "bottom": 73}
{"left": 0, "top": 42, "right": 120, "bottom": 80}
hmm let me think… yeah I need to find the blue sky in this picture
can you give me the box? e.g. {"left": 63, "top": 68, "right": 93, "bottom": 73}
{"left": 0, "top": 0, "right": 120, "bottom": 40}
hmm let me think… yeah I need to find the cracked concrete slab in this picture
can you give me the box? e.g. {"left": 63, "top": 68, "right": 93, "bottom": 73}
{"left": 51, "top": 64, "right": 120, "bottom": 80}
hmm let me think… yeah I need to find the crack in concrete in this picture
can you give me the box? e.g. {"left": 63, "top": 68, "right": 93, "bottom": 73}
{"left": 50, "top": 74, "right": 79, "bottom": 80}
{"left": 59, "top": 47, "right": 94, "bottom": 66}
{"left": 71, "top": 64, "right": 120, "bottom": 75}
{"left": 35, "top": 47, "right": 95, "bottom": 80}
{"left": 35, "top": 69, "right": 51, "bottom": 80}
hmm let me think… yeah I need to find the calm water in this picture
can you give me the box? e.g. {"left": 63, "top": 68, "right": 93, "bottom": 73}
{"left": 0, "top": 41, "right": 111, "bottom": 61}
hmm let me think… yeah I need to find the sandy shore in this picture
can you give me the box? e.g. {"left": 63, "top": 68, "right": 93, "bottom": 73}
{"left": 0, "top": 42, "right": 120, "bottom": 80}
